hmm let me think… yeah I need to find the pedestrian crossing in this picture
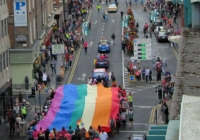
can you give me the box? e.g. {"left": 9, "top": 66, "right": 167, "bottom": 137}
{"left": 123, "top": 67, "right": 159, "bottom": 94}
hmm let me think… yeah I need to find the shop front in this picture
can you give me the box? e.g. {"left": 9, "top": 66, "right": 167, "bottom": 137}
{"left": 10, "top": 39, "right": 43, "bottom": 90}
{"left": 0, "top": 79, "right": 12, "bottom": 119}
{"left": 54, "top": 7, "right": 64, "bottom": 29}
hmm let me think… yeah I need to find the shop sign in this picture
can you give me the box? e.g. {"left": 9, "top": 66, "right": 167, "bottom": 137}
{"left": 52, "top": 44, "right": 65, "bottom": 54}
{"left": 13, "top": 0, "right": 27, "bottom": 27}
{"left": 44, "top": 27, "right": 53, "bottom": 44}
{"left": 15, "top": 35, "right": 27, "bottom": 42}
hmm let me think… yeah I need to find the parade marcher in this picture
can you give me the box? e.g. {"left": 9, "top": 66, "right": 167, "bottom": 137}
{"left": 97, "top": 4, "right": 101, "bottom": 12}
{"left": 115, "top": 114, "right": 122, "bottom": 133}
{"left": 83, "top": 41, "right": 88, "bottom": 53}
{"left": 127, "top": 93, "right": 133, "bottom": 108}
{"left": 111, "top": 72, "right": 117, "bottom": 87}
{"left": 99, "top": 129, "right": 108, "bottom": 140}
{"left": 109, "top": 117, "right": 115, "bottom": 136}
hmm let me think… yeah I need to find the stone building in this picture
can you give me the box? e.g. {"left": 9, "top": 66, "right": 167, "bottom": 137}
{"left": 0, "top": 0, "right": 12, "bottom": 119}
{"left": 7, "top": 0, "right": 64, "bottom": 91}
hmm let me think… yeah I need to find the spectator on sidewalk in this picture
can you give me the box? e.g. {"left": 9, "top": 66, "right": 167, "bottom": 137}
{"left": 9, "top": 114, "right": 16, "bottom": 135}
{"left": 47, "top": 74, "right": 51, "bottom": 88}
{"left": 99, "top": 129, "right": 108, "bottom": 140}
{"left": 21, "top": 105, "right": 27, "bottom": 120}
{"left": 152, "top": 56, "right": 156, "bottom": 69}
{"left": 130, "top": 55, "right": 135, "bottom": 65}
{"left": 50, "top": 62, "right": 56, "bottom": 74}
{"left": 145, "top": 67, "right": 150, "bottom": 83}
{"left": 42, "top": 73, "right": 47, "bottom": 86}
{"left": 69, "top": 54, "right": 73, "bottom": 68}
{"left": 127, "top": 108, "right": 134, "bottom": 127}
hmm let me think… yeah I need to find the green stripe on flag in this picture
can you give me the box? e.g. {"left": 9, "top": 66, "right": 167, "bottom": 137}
{"left": 69, "top": 84, "right": 87, "bottom": 129}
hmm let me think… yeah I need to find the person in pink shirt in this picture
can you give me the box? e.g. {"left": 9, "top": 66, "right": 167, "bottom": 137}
{"left": 64, "top": 132, "right": 71, "bottom": 140}
{"left": 100, "top": 54, "right": 105, "bottom": 60}
{"left": 60, "top": 127, "right": 67, "bottom": 138}
{"left": 33, "top": 129, "right": 39, "bottom": 140}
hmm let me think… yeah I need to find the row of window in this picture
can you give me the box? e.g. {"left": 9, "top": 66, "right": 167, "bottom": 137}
{"left": 0, "top": 0, "right": 6, "bottom": 6}
{"left": 0, "top": 19, "right": 8, "bottom": 38}
{"left": 29, "top": 10, "right": 47, "bottom": 44}
{"left": 0, "top": 51, "right": 9, "bottom": 73}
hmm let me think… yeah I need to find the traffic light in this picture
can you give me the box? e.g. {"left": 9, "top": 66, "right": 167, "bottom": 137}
{"left": 29, "top": 86, "right": 36, "bottom": 98}
{"left": 155, "top": 85, "right": 162, "bottom": 100}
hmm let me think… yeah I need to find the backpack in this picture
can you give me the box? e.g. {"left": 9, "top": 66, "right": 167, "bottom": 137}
{"left": 128, "top": 111, "right": 133, "bottom": 119}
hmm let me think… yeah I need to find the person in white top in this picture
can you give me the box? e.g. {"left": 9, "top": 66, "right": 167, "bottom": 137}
{"left": 42, "top": 73, "right": 47, "bottom": 86}
{"left": 16, "top": 114, "right": 22, "bottom": 132}
{"left": 130, "top": 55, "right": 135, "bottom": 65}
{"left": 145, "top": 67, "right": 150, "bottom": 83}
{"left": 99, "top": 129, "right": 108, "bottom": 140}
{"left": 88, "top": 77, "right": 93, "bottom": 85}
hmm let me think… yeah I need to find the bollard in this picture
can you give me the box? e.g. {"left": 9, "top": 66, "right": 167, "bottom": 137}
{"left": 155, "top": 109, "right": 158, "bottom": 124}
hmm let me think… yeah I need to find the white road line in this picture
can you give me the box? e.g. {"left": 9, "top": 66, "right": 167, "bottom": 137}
{"left": 133, "top": 105, "right": 154, "bottom": 108}
{"left": 125, "top": 123, "right": 149, "bottom": 125}
{"left": 103, "top": 25, "right": 104, "bottom": 28}
{"left": 102, "top": 32, "right": 103, "bottom": 34}
{"left": 119, "top": 130, "right": 147, "bottom": 133}
{"left": 102, "top": 28, "right": 104, "bottom": 31}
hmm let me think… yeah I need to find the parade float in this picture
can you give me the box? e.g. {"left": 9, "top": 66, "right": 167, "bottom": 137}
{"left": 123, "top": 8, "right": 138, "bottom": 54}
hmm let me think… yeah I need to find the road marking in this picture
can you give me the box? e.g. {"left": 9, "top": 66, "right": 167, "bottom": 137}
{"left": 119, "top": 130, "right": 147, "bottom": 133}
{"left": 67, "top": 9, "right": 92, "bottom": 83}
{"left": 102, "top": 32, "right": 103, "bottom": 34}
{"left": 103, "top": 25, "right": 104, "bottom": 28}
{"left": 125, "top": 123, "right": 149, "bottom": 125}
{"left": 67, "top": 47, "right": 82, "bottom": 84}
{"left": 102, "top": 28, "right": 104, "bottom": 31}
{"left": 133, "top": 105, "right": 154, "bottom": 108}
{"left": 172, "top": 46, "right": 178, "bottom": 60}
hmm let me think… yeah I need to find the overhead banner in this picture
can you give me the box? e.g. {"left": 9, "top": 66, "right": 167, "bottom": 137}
{"left": 13, "top": 0, "right": 28, "bottom": 27}
{"left": 52, "top": 44, "right": 65, "bottom": 54}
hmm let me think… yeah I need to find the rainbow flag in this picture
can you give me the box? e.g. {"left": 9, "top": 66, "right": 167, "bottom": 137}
{"left": 44, "top": 85, "right": 48, "bottom": 93}
{"left": 77, "top": 119, "right": 84, "bottom": 127}
{"left": 36, "top": 84, "right": 119, "bottom": 131}
{"left": 92, "top": 126, "right": 100, "bottom": 137}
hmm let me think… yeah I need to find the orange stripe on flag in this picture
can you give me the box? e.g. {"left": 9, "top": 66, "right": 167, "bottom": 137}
{"left": 91, "top": 84, "right": 112, "bottom": 127}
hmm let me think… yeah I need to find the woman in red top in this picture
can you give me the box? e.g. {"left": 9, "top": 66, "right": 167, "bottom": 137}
{"left": 56, "top": 131, "right": 61, "bottom": 140}
{"left": 32, "top": 129, "right": 39, "bottom": 140}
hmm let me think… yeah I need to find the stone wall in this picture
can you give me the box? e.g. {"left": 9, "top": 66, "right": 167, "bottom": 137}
{"left": 170, "top": 28, "right": 200, "bottom": 120}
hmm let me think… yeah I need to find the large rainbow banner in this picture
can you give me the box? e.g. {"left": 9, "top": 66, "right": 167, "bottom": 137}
{"left": 36, "top": 84, "right": 119, "bottom": 131}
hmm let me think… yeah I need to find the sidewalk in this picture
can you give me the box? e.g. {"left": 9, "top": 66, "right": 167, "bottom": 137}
{"left": 156, "top": 99, "right": 172, "bottom": 124}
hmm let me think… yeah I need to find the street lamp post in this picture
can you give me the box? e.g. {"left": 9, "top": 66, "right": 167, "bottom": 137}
{"left": 38, "top": 85, "right": 42, "bottom": 115}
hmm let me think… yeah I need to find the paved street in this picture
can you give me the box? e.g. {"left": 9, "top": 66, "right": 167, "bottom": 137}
{"left": 69, "top": 2, "right": 123, "bottom": 86}
{"left": 0, "top": 1, "right": 178, "bottom": 140}
{"left": 67, "top": 1, "right": 178, "bottom": 140}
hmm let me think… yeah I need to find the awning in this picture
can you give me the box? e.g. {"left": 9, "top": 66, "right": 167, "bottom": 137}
{"left": 168, "top": 35, "right": 181, "bottom": 44}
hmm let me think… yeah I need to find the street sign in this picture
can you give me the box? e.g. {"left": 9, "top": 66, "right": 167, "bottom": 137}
{"left": 133, "top": 39, "right": 152, "bottom": 60}
{"left": 52, "top": 44, "right": 65, "bottom": 54}
{"left": 129, "top": 75, "right": 135, "bottom": 81}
